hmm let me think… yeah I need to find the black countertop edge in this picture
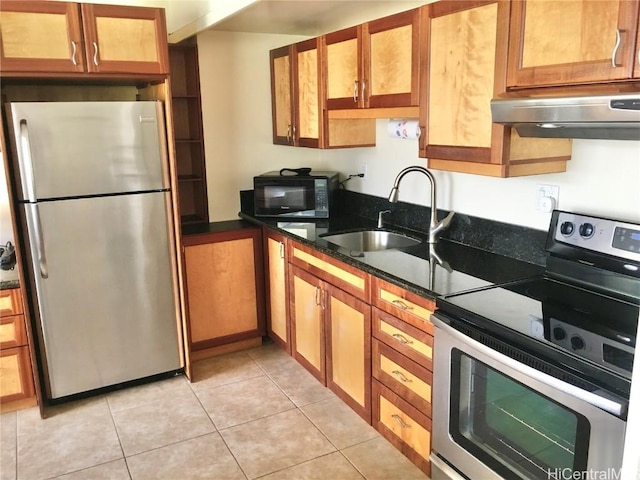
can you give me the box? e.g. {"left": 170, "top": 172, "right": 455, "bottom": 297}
{"left": 237, "top": 211, "right": 543, "bottom": 302}
{"left": 181, "top": 219, "right": 258, "bottom": 237}
{"left": 0, "top": 280, "right": 20, "bottom": 290}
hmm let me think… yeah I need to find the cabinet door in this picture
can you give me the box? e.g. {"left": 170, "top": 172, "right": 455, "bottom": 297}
{"left": 81, "top": 3, "right": 169, "bottom": 75}
{"left": 0, "top": 346, "right": 35, "bottom": 405}
{"left": 325, "top": 284, "right": 371, "bottom": 423}
{"left": 324, "top": 26, "right": 364, "bottom": 109}
{"left": 270, "top": 45, "right": 294, "bottom": 145}
{"left": 507, "top": 0, "right": 640, "bottom": 88}
{"left": 0, "top": 1, "right": 85, "bottom": 73}
{"left": 289, "top": 265, "right": 325, "bottom": 383}
{"left": 264, "top": 230, "right": 290, "bottom": 352}
{"left": 183, "top": 229, "right": 265, "bottom": 352}
{"left": 421, "top": 1, "right": 505, "bottom": 166}
{"left": 294, "top": 38, "right": 323, "bottom": 148}
{"left": 365, "top": 8, "right": 421, "bottom": 108}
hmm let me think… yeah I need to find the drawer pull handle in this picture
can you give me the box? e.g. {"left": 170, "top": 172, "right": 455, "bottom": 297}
{"left": 392, "top": 299, "right": 412, "bottom": 310}
{"left": 611, "top": 28, "right": 623, "bottom": 68}
{"left": 70, "top": 41, "right": 78, "bottom": 66}
{"left": 391, "top": 414, "right": 411, "bottom": 429}
{"left": 279, "top": 242, "right": 285, "bottom": 259}
{"left": 92, "top": 41, "right": 99, "bottom": 66}
{"left": 392, "top": 333, "right": 412, "bottom": 345}
{"left": 392, "top": 370, "right": 412, "bottom": 383}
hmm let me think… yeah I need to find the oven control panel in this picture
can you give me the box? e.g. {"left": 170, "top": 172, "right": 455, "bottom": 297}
{"left": 554, "top": 211, "right": 640, "bottom": 264}
{"left": 548, "top": 318, "right": 634, "bottom": 378}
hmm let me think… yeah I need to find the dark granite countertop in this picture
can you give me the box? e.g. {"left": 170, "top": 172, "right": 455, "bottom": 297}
{"left": 0, "top": 279, "right": 20, "bottom": 290}
{"left": 237, "top": 211, "right": 543, "bottom": 302}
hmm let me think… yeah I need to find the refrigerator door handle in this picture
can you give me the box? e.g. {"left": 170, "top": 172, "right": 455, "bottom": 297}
{"left": 19, "top": 120, "right": 37, "bottom": 202}
{"left": 27, "top": 204, "right": 49, "bottom": 279}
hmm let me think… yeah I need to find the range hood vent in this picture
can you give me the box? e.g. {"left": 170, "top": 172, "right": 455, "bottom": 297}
{"left": 491, "top": 93, "right": 640, "bottom": 141}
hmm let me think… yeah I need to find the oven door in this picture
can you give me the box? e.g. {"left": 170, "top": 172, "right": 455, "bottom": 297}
{"left": 431, "top": 315, "right": 627, "bottom": 480}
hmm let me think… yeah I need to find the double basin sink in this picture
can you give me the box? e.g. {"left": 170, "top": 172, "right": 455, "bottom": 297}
{"left": 320, "top": 229, "right": 422, "bottom": 252}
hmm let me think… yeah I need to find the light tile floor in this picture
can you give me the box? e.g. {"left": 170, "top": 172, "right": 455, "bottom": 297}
{"left": 0, "top": 341, "right": 430, "bottom": 480}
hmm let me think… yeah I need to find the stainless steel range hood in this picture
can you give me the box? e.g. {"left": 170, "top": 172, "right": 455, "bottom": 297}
{"left": 491, "top": 93, "right": 640, "bottom": 141}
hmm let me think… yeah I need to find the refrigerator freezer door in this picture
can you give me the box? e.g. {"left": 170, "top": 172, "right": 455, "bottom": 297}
{"left": 24, "top": 191, "right": 180, "bottom": 398}
{"left": 8, "top": 101, "right": 168, "bottom": 201}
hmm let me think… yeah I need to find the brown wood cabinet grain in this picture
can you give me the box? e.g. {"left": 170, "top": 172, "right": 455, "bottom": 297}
{"left": 0, "top": 288, "right": 36, "bottom": 411}
{"left": 182, "top": 228, "right": 266, "bottom": 358}
{"left": 419, "top": 0, "right": 572, "bottom": 177}
{"left": 323, "top": 9, "right": 422, "bottom": 110}
{"left": 507, "top": 0, "right": 640, "bottom": 88}
{"left": 0, "top": 1, "right": 169, "bottom": 76}
{"left": 264, "top": 229, "right": 290, "bottom": 352}
{"left": 373, "top": 379, "right": 431, "bottom": 476}
{"left": 288, "top": 246, "right": 372, "bottom": 422}
{"left": 169, "top": 41, "right": 208, "bottom": 225}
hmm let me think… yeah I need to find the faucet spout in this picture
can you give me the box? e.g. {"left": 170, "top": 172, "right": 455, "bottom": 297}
{"left": 387, "top": 166, "right": 454, "bottom": 243}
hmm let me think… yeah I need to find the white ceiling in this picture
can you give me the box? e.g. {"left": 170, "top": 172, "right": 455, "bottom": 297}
{"left": 208, "top": 1, "right": 430, "bottom": 36}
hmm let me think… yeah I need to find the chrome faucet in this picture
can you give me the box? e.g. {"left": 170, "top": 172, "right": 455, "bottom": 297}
{"left": 387, "top": 166, "right": 455, "bottom": 243}
{"left": 377, "top": 209, "right": 391, "bottom": 228}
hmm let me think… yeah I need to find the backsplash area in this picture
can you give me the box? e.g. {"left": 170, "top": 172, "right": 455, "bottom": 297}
{"left": 239, "top": 189, "right": 548, "bottom": 266}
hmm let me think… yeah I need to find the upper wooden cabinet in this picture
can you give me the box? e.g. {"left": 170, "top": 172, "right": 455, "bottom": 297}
{"left": 270, "top": 39, "right": 323, "bottom": 148}
{"left": 0, "top": 1, "right": 169, "bottom": 76}
{"left": 323, "top": 9, "right": 421, "bottom": 110}
{"left": 269, "top": 39, "right": 374, "bottom": 148}
{"left": 506, "top": 0, "right": 640, "bottom": 88}
{"left": 419, "top": 1, "right": 572, "bottom": 177}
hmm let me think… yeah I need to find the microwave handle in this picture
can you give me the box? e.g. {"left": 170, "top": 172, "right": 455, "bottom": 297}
{"left": 432, "top": 316, "right": 627, "bottom": 417}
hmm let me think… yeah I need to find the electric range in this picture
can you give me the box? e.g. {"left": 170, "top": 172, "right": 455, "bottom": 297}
{"left": 437, "top": 209, "right": 640, "bottom": 400}
{"left": 431, "top": 210, "right": 640, "bottom": 480}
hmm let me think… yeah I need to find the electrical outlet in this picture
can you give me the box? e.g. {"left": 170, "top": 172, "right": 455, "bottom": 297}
{"left": 535, "top": 184, "right": 559, "bottom": 213}
{"left": 360, "top": 163, "right": 368, "bottom": 181}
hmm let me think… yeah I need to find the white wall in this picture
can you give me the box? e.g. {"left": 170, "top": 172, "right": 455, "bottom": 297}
{"left": 322, "top": 121, "right": 640, "bottom": 230}
{"left": 197, "top": 30, "right": 323, "bottom": 222}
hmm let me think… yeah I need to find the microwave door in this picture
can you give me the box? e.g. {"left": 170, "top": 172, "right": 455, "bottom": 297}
{"left": 257, "top": 184, "right": 315, "bottom": 217}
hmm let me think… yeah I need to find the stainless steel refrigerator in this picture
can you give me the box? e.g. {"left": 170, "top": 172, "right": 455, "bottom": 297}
{"left": 6, "top": 101, "right": 182, "bottom": 399}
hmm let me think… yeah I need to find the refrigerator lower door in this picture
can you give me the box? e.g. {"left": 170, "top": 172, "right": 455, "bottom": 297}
{"left": 24, "top": 192, "right": 181, "bottom": 399}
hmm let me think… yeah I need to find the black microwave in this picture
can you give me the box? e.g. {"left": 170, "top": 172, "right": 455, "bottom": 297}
{"left": 253, "top": 170, "right": 339, "bottom": 218}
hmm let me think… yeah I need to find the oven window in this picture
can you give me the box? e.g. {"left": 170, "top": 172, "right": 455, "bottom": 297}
{"left": 450, "top": 349, "right": 590, "bottom": 479}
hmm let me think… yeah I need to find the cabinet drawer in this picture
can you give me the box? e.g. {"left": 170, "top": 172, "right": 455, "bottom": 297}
{"left": 372, "top": 277, "right": 434, "bottom": 334}
{"left": 373, "top": 338, "right": 432, "bottom": 417}
{"left": 0, "top": 345, "right": 35, "bottom": 404}
{"left": 0, "top": 315, "right": 27, "bottom": 349}
{"left": 289, "top": 241, "right": 370, "bottom": 301}
{"left": 0, "top": 289, "right": 23, "bottom": 317}
{"left": 372, "top": 308, "right": 433, "bottom": 371}
{"left": 373, "top": 379, "right": 431, "bottom": 476}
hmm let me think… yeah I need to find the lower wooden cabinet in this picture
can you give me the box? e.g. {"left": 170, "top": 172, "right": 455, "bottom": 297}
{"left": 264, "top": 229, "right": 290, "bottom": 352}
{"left": 0, "top": 287, "right": 36, "bottom": 411}
{"left": 289, "top": 262, "right": 372, "bottom": 422}
{"left": 373, "top": 380, "right": 432, "bottom": 475}
{"left": 182, "top": 227, "right": 266, "bottom": 359}
{"left": 0, "top": 345, "right": 35, "bottom": 405}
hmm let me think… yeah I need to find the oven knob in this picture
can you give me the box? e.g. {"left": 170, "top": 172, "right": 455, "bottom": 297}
{"left": 579, "top": 223, "right": 595, "bottom": 239}
{"left": 553, "top": 326, "right": 566, "bottom": 340}
{"left": 560, "top": 221, "right": 574, "bottom": 236}
{"left": 570, "top": 335, "right": 585, "bottom": 350}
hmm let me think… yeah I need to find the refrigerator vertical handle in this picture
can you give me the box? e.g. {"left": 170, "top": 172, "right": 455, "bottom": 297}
{"left": 26, "top": 204, "right": 49, "bottom": 279}
{"left": 18, "top": 120, "right": 37, "bottom": 202}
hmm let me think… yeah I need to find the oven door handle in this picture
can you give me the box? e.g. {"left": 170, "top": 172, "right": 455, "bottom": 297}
{"left": 432, "top": 316, "right": 627, "bottom": 417}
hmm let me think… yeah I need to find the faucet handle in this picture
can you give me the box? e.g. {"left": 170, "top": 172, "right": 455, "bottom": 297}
{"left": 377, "top": 209, "right": 392, "bottom": 228}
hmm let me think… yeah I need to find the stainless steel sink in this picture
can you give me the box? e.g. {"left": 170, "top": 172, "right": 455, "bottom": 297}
{"left": 320, "top": 229, "right": 421, "bottom": 252}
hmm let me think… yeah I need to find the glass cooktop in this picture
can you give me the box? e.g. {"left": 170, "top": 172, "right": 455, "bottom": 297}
{"left": 437, "top": 276, "right": 639, "bottom": 397}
